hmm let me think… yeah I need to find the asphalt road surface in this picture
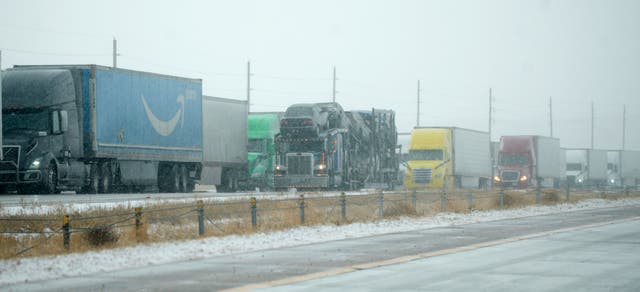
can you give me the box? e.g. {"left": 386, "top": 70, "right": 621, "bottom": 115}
{"left": 4, "top": 204, "right": 639, "bottom": 292}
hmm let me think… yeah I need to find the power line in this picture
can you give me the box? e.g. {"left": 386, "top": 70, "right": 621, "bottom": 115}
{"left": 1, "top": 47, "right": 111, "bottom": 57}
{"left": 0, "top": 23, "right": 112, "bottom": 40}
{"left": 252, "top": 73, "right": 330, "bottom": 81}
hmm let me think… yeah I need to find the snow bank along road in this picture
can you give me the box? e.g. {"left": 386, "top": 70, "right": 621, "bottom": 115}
{"left": 1, "top": 198, "right": 639, "bottom": 291}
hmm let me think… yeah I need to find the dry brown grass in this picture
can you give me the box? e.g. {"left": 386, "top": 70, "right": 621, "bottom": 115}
{"left": 2, "top": 189, "right": 639, "bottom": 260}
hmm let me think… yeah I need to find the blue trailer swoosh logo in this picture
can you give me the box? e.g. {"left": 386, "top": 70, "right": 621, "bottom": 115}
{"left": 140, "top": 94, "right": 186, "bottom": 136}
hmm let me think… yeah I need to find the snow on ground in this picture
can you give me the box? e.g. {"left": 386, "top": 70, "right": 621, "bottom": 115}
{"left": 1, "top": 197, "right": 639, "bottom": 286}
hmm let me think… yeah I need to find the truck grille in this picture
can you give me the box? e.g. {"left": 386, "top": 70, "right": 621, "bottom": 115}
{"left": 287, "top": 154, "right": 313, "bottom": 175}
{"left": 0, "top": 146, "right": 20, "bottom": 170}
{"left": 0, "top": 146, "right": 20, "bottom": 182}
{"left": 413, "top": 168, "right": 432, "bottom": 184}
{"left": 501, "top": 170, "right": 520, "bottom": 182}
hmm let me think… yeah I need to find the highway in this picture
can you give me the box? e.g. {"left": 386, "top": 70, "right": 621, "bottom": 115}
{"left": 3, "top": 204, "right": 639, "bottom": 291}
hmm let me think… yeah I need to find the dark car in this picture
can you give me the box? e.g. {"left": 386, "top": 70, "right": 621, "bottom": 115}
{"left": 280, "top": 103, "right": 328, "bottom": 137}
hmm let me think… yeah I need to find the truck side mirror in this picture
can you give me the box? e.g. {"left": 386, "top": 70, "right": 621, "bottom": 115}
{"left": 59, "top": 110, "right": 69, "bottom": 133}
{"left": 51, "top": 111, "right": 61, "bottom": 134}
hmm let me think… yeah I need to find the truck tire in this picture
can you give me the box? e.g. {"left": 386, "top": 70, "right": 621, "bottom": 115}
{"left": 168, "top": 164, "right": 181, "bottom": 193}
{"left": 99, "top": 163, "right": 112, "bottom": 194}
{"left": 41, "top": 163, "right": 58, "bottom": 194}
{"left": 85, "top": 164, "right": 99, "bottom": 194}
{"left": 179, "top": 165, "right": 188, "bottom": 193}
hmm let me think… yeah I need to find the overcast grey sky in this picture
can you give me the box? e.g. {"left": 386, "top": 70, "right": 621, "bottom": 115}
{"left": 1, "top": 0, "right": 639, "bottom": 150}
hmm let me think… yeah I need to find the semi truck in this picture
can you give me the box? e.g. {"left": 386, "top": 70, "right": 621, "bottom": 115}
{"left": 607, "top": 150, "right": 622, "bottom": 187}
{"left": 274, "top": 103, "right": 397, "bottom": 190}
{"left": 247, "top": 112, "right": 281, "bottom": 190}
{"left": 620, "top": 150, "right": 640, "bottom": 189}
{"left": 494, "top": 135, "right": 564, "bottom": 188}
{"left": 565, "top": 149, "right": 608, "bottom": 187}
{"left": 0, "top": 64, "right": 246, "bottom": 194}
{"left": 403, "top": 127, "right": 491, "bottom": 190}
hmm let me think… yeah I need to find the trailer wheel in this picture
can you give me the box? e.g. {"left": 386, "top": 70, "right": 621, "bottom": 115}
{"left": 99, "top": 163, "right": 112, "bottom": 194}
{"left": 168, "top": 164, "right": 181, "bottom": 193}
{"left": 179, "top": 165, "right": 188, "bottom": 193}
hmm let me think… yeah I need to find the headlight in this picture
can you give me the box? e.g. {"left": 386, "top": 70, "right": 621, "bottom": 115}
{"left": 577, "top": 178, "right": 583, "bottom": 183}
{"left": 315, "top": 164, "right": 327, "bottom": 170}
{"left": 494, "top": 175, "right": 501, "bottom": 182}
{"left": 519, "top": 175, "right": 528, "bottom": 182}
{"left": 275, "top": 165, "right": 287, "bottom": 171}
{"left": 610, "top": 179, "right": 615, "bottom": 184}
{"left": 29, "top": 159, "right": 42, "bottom": 169}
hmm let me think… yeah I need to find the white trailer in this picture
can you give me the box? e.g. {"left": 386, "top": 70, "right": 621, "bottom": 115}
{"left": 451, "top": 128, "right": 492, "bottom": 188}
{"left": 535, "top": 136, "right": 564, "bottom": 187}
{"left": 565, "top": 149, "right": 608, "bottom": 187}
{"left": 620, "top": 150, "right": 640, "bottom": 188}
{"left": 200, "top": 96, "right": 248, "bottom": 190}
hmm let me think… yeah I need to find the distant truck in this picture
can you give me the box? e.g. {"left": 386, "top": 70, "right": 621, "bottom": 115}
{"left": 565, "top": 149, "right": 608, "bottom": 187}
{"left": 404, "top": 127, "right": 491, "bottom": 190}
{"left": 274, "top": 103, "right": 397, "bottom": 190}
{"left": 607, "top": 151, "right": 622, "bottom": 187}
{"left": 0, "top": 64, "right": 246, "bottom": 194}
{"left": 620, "top": 150, "right": 640, "bottom": 189}
{"left": 494, "top": 135, "right": 564, "bottom": 188}
{"left": 247, "top": 112, "right": 282, "bottom": 190}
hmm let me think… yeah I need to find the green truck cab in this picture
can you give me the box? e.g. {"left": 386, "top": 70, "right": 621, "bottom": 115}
{"left": 247, "top": 113, "right": 281, "bottom": 190}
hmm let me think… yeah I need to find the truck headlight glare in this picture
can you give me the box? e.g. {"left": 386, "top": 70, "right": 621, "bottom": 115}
{"left": 519, "top": 175, "right": 528, "bottom": 182}
{"left": 494, "top": 175, "right": 501, "bottom": 182}
{"left": 29, "top": 159, "right": 42, "bottom": 169}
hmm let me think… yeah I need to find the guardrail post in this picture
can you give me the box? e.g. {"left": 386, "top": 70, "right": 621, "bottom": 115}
{"left": 62, "top": 214, "right": 70, "bottom": 251}
{"left": 378, "top": 191, "right": 384, "bottom": 218}
{"left": 298, "top": 195, "right": 305, "bottom": 224}
{"left": 441, "top": 177, "right": 447, "bottom": 212}
{"left": 535, "top": 179, "right": 541, "bottom": 204}
{"left": 134, "top": 207, "right": 146, "bottom": 242}
{"left": 197, "top": 200, "right": 205, "bottom": 236}
{"left": 251, "top": 197, "right": 257, "bottom": 229}
{"left": 500, "top": 189, "right": 505, "bottom": 209}
{"left": 411, "top": 190, "right": 417, "bottom": 210}
{"left": 340, "top": 192, "right": 346, "bottom": 221}
{"left": 565, "top": 182, "right": 570, "bottom": 201}
{"left": 466, "top": 192, "right": 474, "bottom": 210}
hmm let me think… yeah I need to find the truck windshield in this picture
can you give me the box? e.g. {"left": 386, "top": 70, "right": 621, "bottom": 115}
{"left": 566, "top": 163, "right": 582, "bottom": 171}
{"left": 248, "top": 139, "right": 264, "bottom": 153}
{"left": 2, "top": 110, "right": 50, "bottom": 133}
{"left": 409, "top": 149, "right": 443, "bottom": 160}
{"left": 499, "top": 154, "right": 529, "bottom": 166}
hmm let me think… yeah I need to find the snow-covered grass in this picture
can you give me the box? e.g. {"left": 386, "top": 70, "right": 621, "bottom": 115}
{"left": 1, "top": 197, "right": 639, "bottom": 286}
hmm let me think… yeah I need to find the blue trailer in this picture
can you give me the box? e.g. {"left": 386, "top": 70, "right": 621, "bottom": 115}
{"left": 1, "top": 64, "right": 205, "bottom": 193}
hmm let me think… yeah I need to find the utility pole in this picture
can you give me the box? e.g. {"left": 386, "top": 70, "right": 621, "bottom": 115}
{"left": 417, "top": 80, "right": 421, "bottom": 127}
{"left": 247, "top": 61, "right": 251, "bottom": 113}
{"left": 112, "top": 38, "right": 117, "bottom": 68}
{"left": 549, "top": 96, "right": 553, "bottom": 137}
{"left": 489, "top": 88, "right": 493, "bottom": 141}
{"left": 622, "top": 104, "right": 627, "bottom": 150}
{"left": 332, "top": 66, "right": 336, "bottom": 103}
{"left": 591, "top": 101, "right": 594, "bottom": 149}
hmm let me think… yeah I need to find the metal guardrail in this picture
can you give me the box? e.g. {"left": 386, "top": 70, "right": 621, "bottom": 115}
{"left": 1, "top": 187, "right": 638, "bottom": 259}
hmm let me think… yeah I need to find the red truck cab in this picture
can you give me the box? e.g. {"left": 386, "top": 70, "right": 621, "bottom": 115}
{"left": 495, "top": 136, "right": 534, "bottom": 187}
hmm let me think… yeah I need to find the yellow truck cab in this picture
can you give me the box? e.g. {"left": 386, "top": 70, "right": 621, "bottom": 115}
{"left": 404, "top": 128, "right": 452, "bottom": 189}
{"left": 404, "top": 127, "right": 491, "bottom": 190}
